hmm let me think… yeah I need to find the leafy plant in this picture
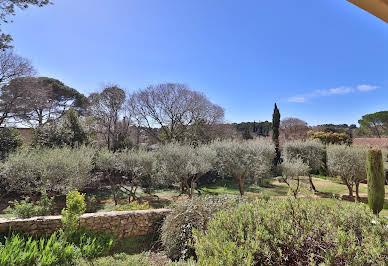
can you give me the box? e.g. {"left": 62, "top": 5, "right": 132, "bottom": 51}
{"left": 61, "top": 190, "right": 86, "bottom": 237}
{"left": 5, "top": 191, "right": 54, "bottom": 218}
{"left": 0, "top": 233, "right": 80, "bottom": 266}
{"left": 193, "top": 197, "right": 388, "bottom": 265}
{"left": 161, "top": 195, "right": 245, "bottom": 261}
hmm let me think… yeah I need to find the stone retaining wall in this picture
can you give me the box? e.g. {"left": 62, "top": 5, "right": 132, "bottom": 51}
{"left": 0, "top": 209, "right": 170, "bottom": 238}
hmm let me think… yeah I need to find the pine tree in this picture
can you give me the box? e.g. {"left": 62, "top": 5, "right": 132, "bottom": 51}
{"left": 272, "top": 103, "right": 281, "bottom": 166}
{"left": 366, "top": 149, "right": 385, "bottom": 216}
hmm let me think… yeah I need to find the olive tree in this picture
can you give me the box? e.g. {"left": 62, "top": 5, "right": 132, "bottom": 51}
{"left": 211, "top": 139, "right": 275, "bottom": 196}
{"left": 327, "top": 145, "right": 367, "bottom": 200}
{"left": 117, "top": 149, "right": 155, "bottom": 201}
{"left": 282, "top": 140, "right": 324, "bottom": 192}
{"left": 279, "top": 158, "right": 310, "bottom": 198}
{"left": 0, "top": 146, "right": 94, "bottom": 197}
{"left": 155, "top": 142, "right": 216, "bottom": 197}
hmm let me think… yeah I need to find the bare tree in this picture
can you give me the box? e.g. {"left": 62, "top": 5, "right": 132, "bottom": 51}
{"left": 127, "top": 83, "right": 224, "bottom": 142}
{"left": 280, "top": 117, "right": 309, "bottom": 142}
{"left": 0, "top": 50, "right": 35, "bottom": 126}
{"left": 88, "top": 85, "right": 128, "bottom": 150}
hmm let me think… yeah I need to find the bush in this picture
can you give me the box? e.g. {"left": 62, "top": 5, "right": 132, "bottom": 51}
{"left": 67, "top": 229, "right": 115, "bottom": 259}
{"left": 61, "top": 190, "right": 86, "bottom": 237}
{"left": 327, "top": 145, "right": 367, "bottom": 199}
{"left": 0, "top": 128, "right": 23, "bottom": 160}
{"left": 308, "top": 130, "right": 352, "bottom": 145}
{"left": 114, "top": 201, "right": 151, "bottom": 211}
{"left": 367, "top": 149, "right": 385, "bottom": 216}
{"left": 161, "top": 195, "right": 245, "bottom": 261}
{"left": 210, "top": 139, "right": 274, "bottom": 196}
{"left": 5, "top": 191, "right": 54, "bottom": 218}
{"left": 193, "top": 197, "right": 388, "bottom": 265}
{"left": 0, "top": 146, "right": 94, "bottom": 196}
{"left": 0, "top": 232, "right": 80, "bottom": 266}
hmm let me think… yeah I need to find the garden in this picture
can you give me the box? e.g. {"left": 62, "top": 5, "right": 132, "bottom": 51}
{"left": 0, "top": 135, "right": 387, "bottom": 265}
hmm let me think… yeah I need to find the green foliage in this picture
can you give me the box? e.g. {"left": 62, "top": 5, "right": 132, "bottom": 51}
{"left": 210, "top": 138, "right": 274, "bottom": 196}
{"left": 279, "top": 158, "right": 310, "bottom": 197}
{"left": 114, "top": 201, "right": 151, "bottom": 211}
{"left": 272, "top": 103, "right": 281, "bottom": 165}
{"left": 0, "top": 128, "right": 23, "bottom": 160}
{"left": 282, "top": 140, "right": 324, "bottom": 173}
{"left": 308, "top": 130, "right": 352, "bottom": 145}
{"left": 357, "top": 111, "right": 388, "bottom": 138}
{"left": 0, "top": 146, "right": 94, "bottom": 195}
{"left": 61, "top": 190, "right": 86, "bottom": 236}
{"left": 367, "top": 149, "right": 386, "bottom": 215}
{"left": 67, "top": 229, "right": 115, "bottom": 259}
{"left": 327, "top": 145, "right": 367, "bottom": 198}
{"left": 0, "top": 232, "right": 80, "bottom": 266}
{"left": 5, "top": 191, "right": 53, "bottom": 218}
{"left": 161, "top": 195, "right": 245, "bottom": 261}
{"left": 193, "top": 197, "right": 388, "bottom": 265}
{"left": 241, "top": 128, "right": 253, "bottom": 140}
{"left": 32, "top": 108, "right": 89, "bottom": 148}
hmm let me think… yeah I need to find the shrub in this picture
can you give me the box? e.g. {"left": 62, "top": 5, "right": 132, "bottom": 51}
{"left": 193, "top": 197, "right": 388, "bottom": 265}
{"left": 367, "top": 149, "right": 385, "bottom": 216}
{"left": 282, "top": 140, "right": 324, "bottom": 192}
{"left": 0, "top": 146, "right": 94, "bottom": 196}
{"left": 327, "top": 145, "right": 367, "bottom": 199}
{"left": 210, "top": 139, "right": 274, "bottom": 196}
{"left": 5, "top": 191, "right": 54, "bottom": 218}
{"left": 161, "top": 195, "right": 245, "bottom": 261}
{"left": 61, "top": 190, "right": 86, "bottom": 237}
{"left": 0, "top": 232, "right": 80, "bottom": 266}
{"left": 68, "top": 229, "right": 115, "bottom": 259}
{"left": 0, "top": 128, "right": 23, "bottom": 160}
{"left": 114, "top": 201, "right": 151, "bottom": 211}
{"left": 308, "top": 130, "right": 352, "bottom": 145}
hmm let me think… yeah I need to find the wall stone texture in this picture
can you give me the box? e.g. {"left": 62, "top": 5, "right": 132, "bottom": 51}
{"left": 0, "top": 208, "right": 171, "bottom": 238}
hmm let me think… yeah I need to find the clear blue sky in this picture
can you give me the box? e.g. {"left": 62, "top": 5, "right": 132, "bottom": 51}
{"left": 4, "top": 0, "right": 387, "bottom": 125}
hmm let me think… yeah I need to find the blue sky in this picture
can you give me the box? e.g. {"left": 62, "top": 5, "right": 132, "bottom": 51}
{"left": 4, "top": 0, "right": 387, "bottom": 125}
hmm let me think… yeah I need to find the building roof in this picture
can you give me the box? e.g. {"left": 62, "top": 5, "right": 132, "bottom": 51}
{"left": 347, "top": 0, "right": 388, "bottom": 23}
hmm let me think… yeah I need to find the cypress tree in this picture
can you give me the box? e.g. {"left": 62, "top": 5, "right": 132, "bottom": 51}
{"left": 272, "top": 103, "right": 281, "bottom": 166}
{"left": 366, "top": 149, "right": 385, "bottom": 216}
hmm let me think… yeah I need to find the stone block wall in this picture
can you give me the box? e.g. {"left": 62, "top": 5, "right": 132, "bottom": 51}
{"left": 0, "top": 209, "right": 170, "bottom": 238}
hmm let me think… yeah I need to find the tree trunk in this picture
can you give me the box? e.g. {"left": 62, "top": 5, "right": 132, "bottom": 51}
{"left": 308, "top": 174, "right": 317, "bottom": 192}
{"left": 236, "top": 176, "right": 244, "bottom": 196}
{"left": 355, "top": 182, "right": 360, "bottom": 201}
{"left": 343, "top": 178, "right": 353, "bottom": 197}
